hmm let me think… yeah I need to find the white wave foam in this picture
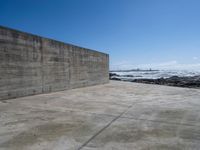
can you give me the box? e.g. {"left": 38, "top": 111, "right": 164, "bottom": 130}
{"left": 112, "top": 70, "right": 200, "bottom": 79}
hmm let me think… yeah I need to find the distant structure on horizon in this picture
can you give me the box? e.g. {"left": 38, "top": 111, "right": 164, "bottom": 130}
{"left": 110, "top": 68, "right": 159, "bottom": 72}
{"left": 0, "top": 26, "right": 109, "bottom": 100}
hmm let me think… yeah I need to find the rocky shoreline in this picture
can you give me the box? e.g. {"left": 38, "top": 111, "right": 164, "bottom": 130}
{"left": 110, "top": 73, "right": 200, "bottom": 88}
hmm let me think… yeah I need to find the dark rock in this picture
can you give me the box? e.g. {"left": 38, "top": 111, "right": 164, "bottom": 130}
{"left": 111, "top": 77, "right": 121, "bottom": 81}
{"left": 131, "top": 76, "right": 200, "bottom": 88}
{"left": 109, "top": 73, "right": 120, "bottom": 78}
{"left": 121, "top": 75, "right": 135, "bottom": 77}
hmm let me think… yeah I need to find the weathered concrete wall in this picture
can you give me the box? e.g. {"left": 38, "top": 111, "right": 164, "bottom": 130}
{"left": 0, "top": 26, "right": 109, "bottom": 100}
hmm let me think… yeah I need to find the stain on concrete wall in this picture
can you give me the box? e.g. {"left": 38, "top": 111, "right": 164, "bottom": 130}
{"left": 0, "top": 26, "right": 109, "bottom": 100}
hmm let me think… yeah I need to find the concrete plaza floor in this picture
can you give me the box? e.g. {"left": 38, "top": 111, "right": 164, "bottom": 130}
{"left": 1, "top": 81, "right": 200, "bottom": 150}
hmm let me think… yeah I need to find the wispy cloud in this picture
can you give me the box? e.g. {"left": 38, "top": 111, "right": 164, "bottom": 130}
{"left": 137, "top": 61, "right": 178, "bottom": 69}
{"left": 193, "top": 57, "right": 198, "bottom": 60}
{"left": 111, "top": 60, "right": 200, "bottom": 70}
{"left": 110, "top": 61, "right": 135, "bottom": 70}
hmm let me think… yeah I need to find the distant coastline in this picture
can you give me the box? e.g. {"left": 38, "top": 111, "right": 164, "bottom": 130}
{"left": 110, "top": 69, "right": 159, "bottom": 72}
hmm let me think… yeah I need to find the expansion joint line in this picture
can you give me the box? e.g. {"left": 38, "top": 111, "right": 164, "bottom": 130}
{"left": 77, "top": 104, "right": 134, "bottom": 150}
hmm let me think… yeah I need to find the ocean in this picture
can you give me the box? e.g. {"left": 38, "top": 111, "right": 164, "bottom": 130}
{"left": 110, "top": 70, "right": 200, "bottom": 80}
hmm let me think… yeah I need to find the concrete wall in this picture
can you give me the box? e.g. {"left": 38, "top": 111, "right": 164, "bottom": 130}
{"left": 0, "top": 26, "right": 109, "bottom": 100}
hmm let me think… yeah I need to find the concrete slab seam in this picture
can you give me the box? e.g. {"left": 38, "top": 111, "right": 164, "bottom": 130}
{"left": 77, "top": 104, "right": 134, "bottom": 150}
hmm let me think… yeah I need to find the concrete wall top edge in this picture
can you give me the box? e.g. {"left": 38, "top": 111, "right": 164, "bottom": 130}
{"left": 0, "top": 25, "right": 108, "bottom": 57}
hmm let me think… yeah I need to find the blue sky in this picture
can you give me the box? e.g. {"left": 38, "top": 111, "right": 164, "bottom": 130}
{"left": 0, "top": 0, "right": 200, "bottom": 70}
